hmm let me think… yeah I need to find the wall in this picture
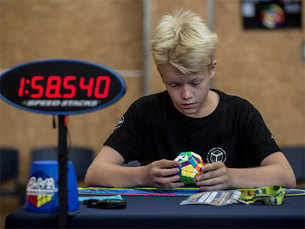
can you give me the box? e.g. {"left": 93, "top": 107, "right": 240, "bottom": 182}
{"left": 0, "top": 0, "right": 144, "bottom": 183}
{"left": 0, "top": 0, "right": 304, "bottom": 186}
{"left": 213, "top": 1, "right": 305, "bottom": 146}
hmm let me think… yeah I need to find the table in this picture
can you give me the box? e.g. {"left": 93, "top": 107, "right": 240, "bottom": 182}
{"left": 5, "top": 196, "right": 305, "bottom": 229}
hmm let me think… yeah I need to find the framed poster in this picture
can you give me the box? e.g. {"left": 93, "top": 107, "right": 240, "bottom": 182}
{"left": 241, "top": 0, "right": 302, "bottom": 29}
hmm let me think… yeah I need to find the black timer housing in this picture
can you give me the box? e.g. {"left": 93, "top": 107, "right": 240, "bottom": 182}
{"left": 0, "top": 59, "right": 126, "bottom": 115}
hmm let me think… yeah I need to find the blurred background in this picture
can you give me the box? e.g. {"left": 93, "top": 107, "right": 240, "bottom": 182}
{"left": 0, "top": 0, "right": 304, "bottom": 227}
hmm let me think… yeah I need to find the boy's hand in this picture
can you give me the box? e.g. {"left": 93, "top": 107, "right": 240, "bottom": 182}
{"left": 195, "top": 162, "right": 232, "bottom": 191}
{"left": 143, "top": 159, "right": 184, "bottom": 188}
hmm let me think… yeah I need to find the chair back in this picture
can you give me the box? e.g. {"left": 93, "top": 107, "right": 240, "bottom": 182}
{"left": 281, "top": 146, "right": 305, "bottom": 181}
{"left": 31, "top": 146, "right": 94, "bottom": 181}
{"left": 0, "top": 147, "right": 19, "bottom": 184}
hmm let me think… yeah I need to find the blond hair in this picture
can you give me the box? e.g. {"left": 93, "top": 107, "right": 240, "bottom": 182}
{"left": 151, "top": 10, "right": 218, "bottom": 74}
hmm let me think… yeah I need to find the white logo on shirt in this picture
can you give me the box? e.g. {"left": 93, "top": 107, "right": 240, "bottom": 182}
{"left": 207, "top": 147, "right": 227, "bottom": 163}
{"left": 115, "top": 116, "right": 125, "bottom": 130}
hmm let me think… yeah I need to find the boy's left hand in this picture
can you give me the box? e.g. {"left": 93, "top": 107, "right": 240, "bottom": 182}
{"left": 195, "top": 162, "right": 232, "bottom": 191}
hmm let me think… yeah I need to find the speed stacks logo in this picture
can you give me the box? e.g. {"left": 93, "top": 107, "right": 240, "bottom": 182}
{"left": 26, "top": 171, "right": 58, "bottom": 208}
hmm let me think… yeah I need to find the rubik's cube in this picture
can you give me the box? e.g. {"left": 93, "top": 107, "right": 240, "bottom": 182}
{"left": 174, "top": 152, "right": 205, "bottom": 185}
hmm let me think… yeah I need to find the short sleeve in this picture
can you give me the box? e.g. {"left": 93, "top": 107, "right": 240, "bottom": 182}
{"left": 240, "top": 102, "right": 280, "bottom": 166}
{"left": 104, "top": 100, "right": 144, "bottom": 163}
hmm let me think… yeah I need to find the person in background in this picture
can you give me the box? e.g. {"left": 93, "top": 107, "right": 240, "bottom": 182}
{"left": 85, "top": 9, "right": 296, "bottom": 190}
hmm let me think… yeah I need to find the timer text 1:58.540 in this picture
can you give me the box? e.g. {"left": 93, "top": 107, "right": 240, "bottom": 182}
{"left": 18, "top": 75, "right": 111, "bottom": 99}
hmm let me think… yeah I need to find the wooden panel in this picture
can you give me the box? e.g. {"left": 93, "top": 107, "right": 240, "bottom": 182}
{"left": 214, "top": 0, "right": 305, "bottom": 146}
{"left": 1, "top": 0, "right": 142, "bottom": 69}
{"left": 0, "top": 0, "right": 304, "bottom": 185}
{"left": 0, "top": 0, "right": 143, "bottom": 183}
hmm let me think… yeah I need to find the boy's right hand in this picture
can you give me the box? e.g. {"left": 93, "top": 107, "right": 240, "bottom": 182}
{"left": 142, "top": 159, "right": 184, "bottom": 188}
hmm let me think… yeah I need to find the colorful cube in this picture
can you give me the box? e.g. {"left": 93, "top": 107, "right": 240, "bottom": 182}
{"left": 174, "top": 152, "right": 205, "bottom": 185}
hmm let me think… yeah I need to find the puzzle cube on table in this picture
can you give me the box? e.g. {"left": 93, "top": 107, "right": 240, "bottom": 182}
{"left": 174, "top": 152, "right": 205, "bottom": 185}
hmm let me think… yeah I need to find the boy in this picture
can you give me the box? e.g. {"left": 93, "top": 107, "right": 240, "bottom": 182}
{"left": 85, "top": 10, "right": 295, "bottom": 190}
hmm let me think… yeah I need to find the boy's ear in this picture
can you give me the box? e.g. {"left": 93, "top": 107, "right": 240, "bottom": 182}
{"left": 156, "top": 65, "right": 165, "bottom": 82}
{"left": 209, "top": 60, "right": 216, "bottom": 79}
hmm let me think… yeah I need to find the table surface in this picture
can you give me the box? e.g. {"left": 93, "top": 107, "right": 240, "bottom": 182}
{"left": 5, "top": 195, "right": 305, "bottom": 229}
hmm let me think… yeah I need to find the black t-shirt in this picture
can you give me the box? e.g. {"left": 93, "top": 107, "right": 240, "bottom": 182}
{"left": 104, "top": 89, "right": 280, "bottom": 168}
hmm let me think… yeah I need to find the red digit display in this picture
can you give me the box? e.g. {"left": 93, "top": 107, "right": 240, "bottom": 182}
{"left": 63, "top": 76, "right": 76, "bottom": 98}
{"left": 18, "top": 77, "right": 25, "bottom": 97}
{"left": 45, "top": 76, "right": 62, "bottom": 98}
{"left": 79, "top": 77, "right": 94, "bottom": 97}
{"left": 94, "top": 76, "right": 110, "bottom": 98}
{"left": 17, "top": 75, "right": 112, "bottom": 99}
{"left": 31, "top": 76, "right": 44, "bottom": 98}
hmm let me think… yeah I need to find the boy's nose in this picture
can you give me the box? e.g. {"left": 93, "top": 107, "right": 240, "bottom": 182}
{"left": 181, "top": 86, "right": 192, "bottom": 100}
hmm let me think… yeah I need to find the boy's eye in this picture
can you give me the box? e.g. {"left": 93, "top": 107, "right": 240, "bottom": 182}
{"left": 168, "top": 83, "right": 179, "bottom": 88}
{"left": 191, "top": 82, "right": 201, "bottom": 86}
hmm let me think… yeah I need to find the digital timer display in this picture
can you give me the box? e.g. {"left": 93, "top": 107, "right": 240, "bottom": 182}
{"left": 0, "top": 59, "right": 126, "bottom": 115}
{"left": 18, "top": 75, "right": 110, "bottom": 99}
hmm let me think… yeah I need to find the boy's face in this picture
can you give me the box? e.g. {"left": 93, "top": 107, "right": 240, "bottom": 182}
{"left": 158, "top": 63, "right": 215, "bottom": 118}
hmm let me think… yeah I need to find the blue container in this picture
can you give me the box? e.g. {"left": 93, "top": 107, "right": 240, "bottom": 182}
{"left": 25, "top": 160, "right": 79, "bottom": 213}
